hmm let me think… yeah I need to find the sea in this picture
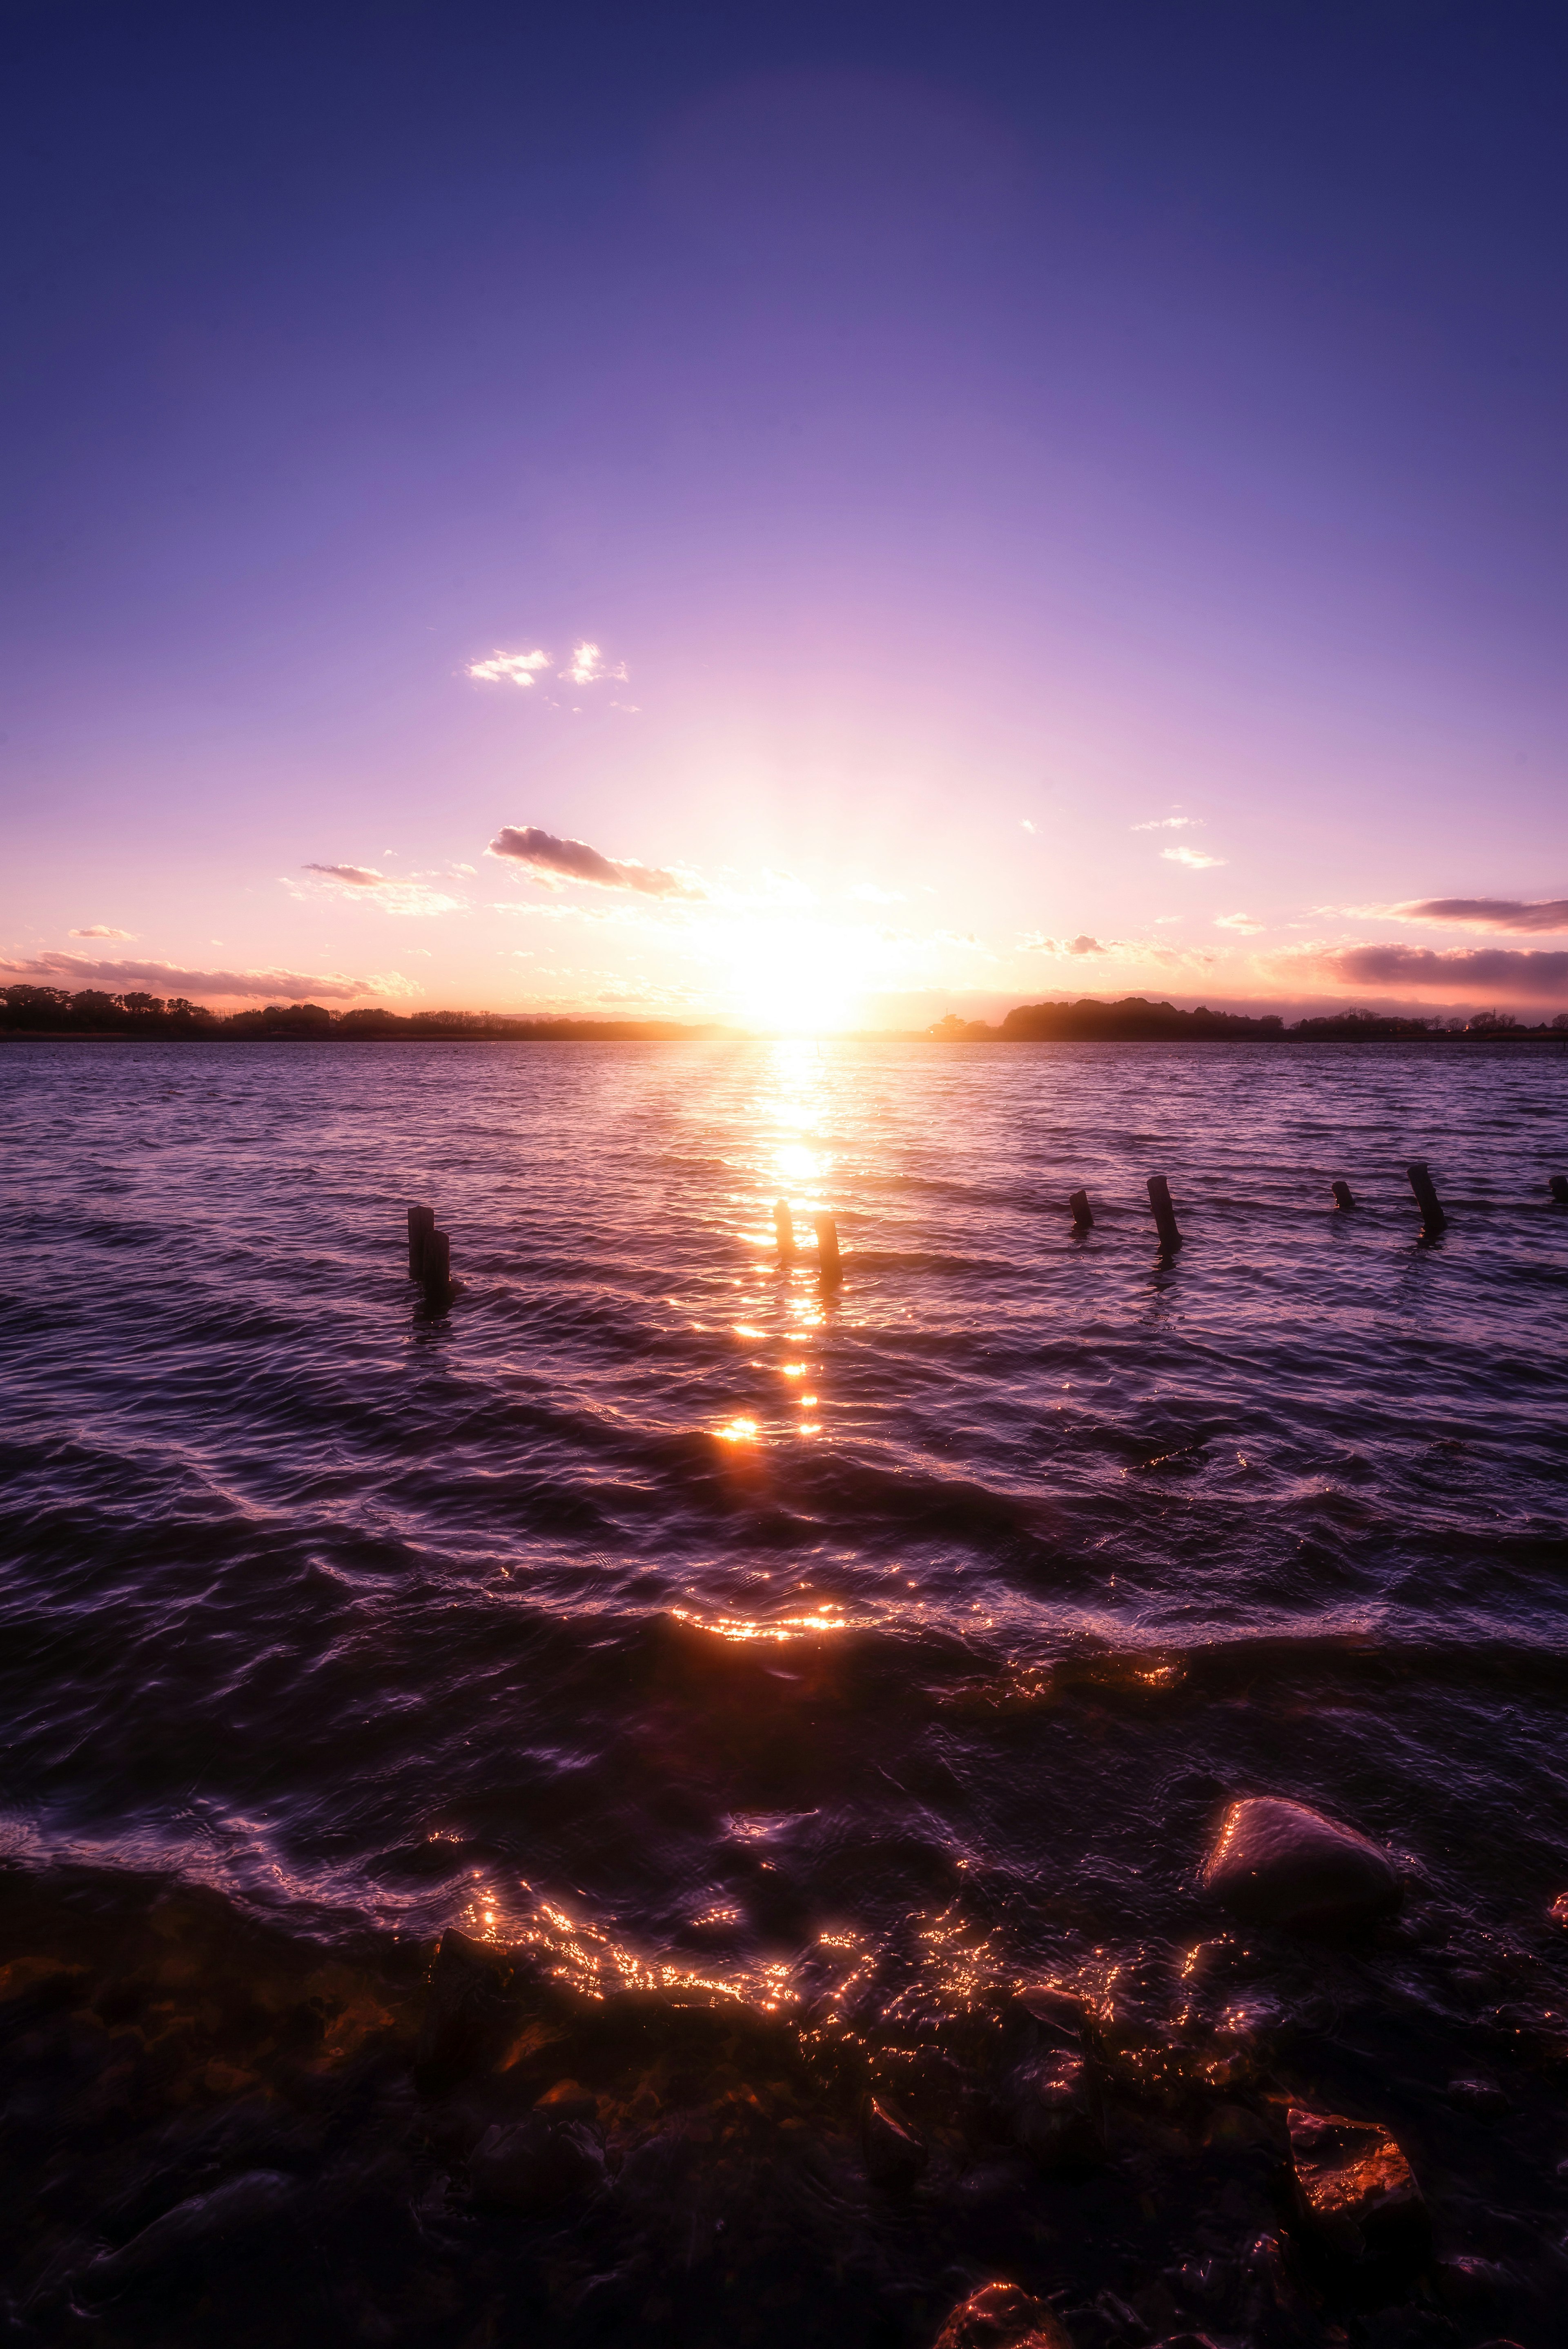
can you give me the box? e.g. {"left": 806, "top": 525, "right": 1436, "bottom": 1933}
{"left": 2, "top": 1037, "right": 1566, "bottom": 2348}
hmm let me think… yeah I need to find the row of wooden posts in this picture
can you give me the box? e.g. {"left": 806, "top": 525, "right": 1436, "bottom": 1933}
{"left": 1075, "top": 1163, "right": 1567, "bottom": 1249}
{"left": 406, "top": 1166, "right": 1565, "bottom": 1303}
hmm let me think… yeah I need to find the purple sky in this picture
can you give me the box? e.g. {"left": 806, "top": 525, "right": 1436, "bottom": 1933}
{"left": 3, "top": 2, "right": 1566, "bottom": 1025}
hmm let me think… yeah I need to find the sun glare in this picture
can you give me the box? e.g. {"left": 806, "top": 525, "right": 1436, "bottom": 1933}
{"left": 726, "top": 918, "right": 871, "bottom": 1032}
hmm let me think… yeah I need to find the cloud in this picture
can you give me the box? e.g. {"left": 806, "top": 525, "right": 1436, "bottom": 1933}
{"left": 1149, "top": 945, "right": 1218, "bottom": 969}
{"left": 0, "top": 952, "right": 410, "bottom": 1003}
{"left": 487, "top": 825, "right": 703, "bottom": 899}
{"left": 1134, "top": 816, "right": 1200, "bottom": 831}
{"left": 1290, "top": 943, "right": 1568, "bottom": 1001}
{"left": 298, "top": 865, "right": 464, "bottom": 916}
{"left": 1162, "top": 846, "right": 1225, "bottom": 869}
{"left": 1020, "top": 819, "right": 1036, "bottom": 834}
{"left": 1387, "top": 896, "right": 1568, "bottom": 934}
{"left": 1214, "top": 912, "right": 1263, "bottom": 933}
{"left": 561, "top": 642, "right": 628, "bottom": 686}
{"left": 69, "top": 925, "right": 136, "bottom": 940}
{"left": 467, "top": 649, "right": 552, "bottom": 687}
{"left": 849, "top": 882, "right": 903, "bottom": 903}
{"left": 1021, "top": 933, "right": 1112, "bottom": 956}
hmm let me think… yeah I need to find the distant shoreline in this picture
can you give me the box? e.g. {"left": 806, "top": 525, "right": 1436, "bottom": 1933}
{"left": 4, "top": 1028, "right": 1564, "bottom": 1048}
{"left": 4, "top": 986, "right": 1564, "bottom": 1046}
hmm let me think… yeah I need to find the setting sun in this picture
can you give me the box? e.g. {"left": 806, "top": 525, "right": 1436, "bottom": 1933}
{"left": 723, "top": 917, "right": 879, "bottom": 1032}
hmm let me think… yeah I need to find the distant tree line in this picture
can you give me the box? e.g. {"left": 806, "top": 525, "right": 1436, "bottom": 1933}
{"left": 927, "top": 997, "right": 1568, "bottom": 1041}
{"left": 3, "top": 983, "right": 1565, "bottom": 1043}
{"left": 0, "top": 986, "right": 729, "bottom": 1041}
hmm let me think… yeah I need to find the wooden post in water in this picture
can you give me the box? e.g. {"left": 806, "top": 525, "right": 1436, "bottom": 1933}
{"left": 1147, "top": 1175, "right": 1181, "bottom": 1250}
{"left": 1550, "top": 1176, "right": 1568, "bottom": 1204}
{"left": 1407, "top": 1161, "right": 1446, "bottom": 1232}
{"left": 775, "top": 1198, "right": 796, "bottom": 1254}
{"left": 408, "top": 1203, "right": 435, "bottom": 1277}
{"left": 421, "top": 1229, "right": 452, "bottom": 1306}
{"left": 1331, "top": 1180, "right": 1356, "bottom": 1210}
{"left": 1069, "top": 1188, "right": 1094, "bottom": 1230}
{"left": 814, "top": 1213, "right": 841, "bottom": 1281}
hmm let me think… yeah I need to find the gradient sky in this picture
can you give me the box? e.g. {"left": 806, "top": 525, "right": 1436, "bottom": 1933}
{"left": 3, "top": 0, "right": 1566, "bottom": 1026}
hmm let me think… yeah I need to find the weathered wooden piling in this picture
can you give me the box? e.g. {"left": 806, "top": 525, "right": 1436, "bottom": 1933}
{"left": 1550, "top": 1175, "right": 1568, "bottom": 1204}
{"left": 1069, "top": 1188, "right": 1094, "bottom": 1230}
{"left": 774, "top": 1198, "right": 796, "bottom": 1253}
{"left": 1147, "top": 1174, "right": 1181, "bottom": 1250}
{"left": 408, "top": 1203, "right": 435, "bottom": 1277}
{"left": 421, "top": 1229, "right": 452, "bottom": 1304}
{"left": 1407, "top": 1161, "right": 1446, "bottom": 1231}
{"left": 1331, "top": 1180, "right": 1356, "bottom": 1210}
{"left": 814, "top": 1212, "right": 841, "bottom": 1281}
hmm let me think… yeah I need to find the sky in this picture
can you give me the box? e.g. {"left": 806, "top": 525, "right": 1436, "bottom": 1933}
{"left": 2, "top": 0, "right": 1566, "bottom": 1029}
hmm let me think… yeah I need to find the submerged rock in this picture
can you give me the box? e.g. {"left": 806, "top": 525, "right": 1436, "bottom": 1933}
{"left": 1009, "top": 2048, "right": 1107, "bottom": 2170}
{"left": 1286, "top": 2106, "right": 1428, "bottom": 2282}
{"left": 860, "top": 2092, "right": 929, "bottom": 2189}
{"left": 932, "top": 2281, "right": 1073, "bottom": 2349}
{"left": 1201, "top": 1799, "right": 1401, "bottom": 1928}
{"left": 468, "top": 2111, "right": 607, "bottom": 2211}
{"left": 414, "top": 1928, "right": 522, "bottom": 2092}
{"left": 1005, "top": 1986, "right": 1106, "bottom": 2169}
{"left": 1446, "top": 2075, "right": 1508, "bottom": 2116}
{"left": 81, "top": 2171, "right": 297, "bottom": 2295}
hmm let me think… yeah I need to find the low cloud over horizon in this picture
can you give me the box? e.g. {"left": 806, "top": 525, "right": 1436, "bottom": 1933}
{"left": 1390, "top": 896, "right": 1568, "bottom": 934}
{"left": 488, "top": 825, "right": 703, "bottom": 900}
{"left": 0, "top": 951, "right": 417, "bottom": 1004}
{"left": 1288, "top": 941, "right": 1568, "bottom": 1001}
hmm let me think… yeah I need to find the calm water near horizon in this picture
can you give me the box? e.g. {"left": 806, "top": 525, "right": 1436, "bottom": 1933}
{"left": 3, "top": 1037, "right": 1567, "bottom": 2347}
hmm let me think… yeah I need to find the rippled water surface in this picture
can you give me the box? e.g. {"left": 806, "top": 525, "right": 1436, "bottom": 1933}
{"left": 3, "top": 1038, "right": 1567, "bottom": 2347}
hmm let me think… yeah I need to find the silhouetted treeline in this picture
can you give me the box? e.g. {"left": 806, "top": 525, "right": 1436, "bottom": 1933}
{"left": 0, "top": 987, "right": 730, "bottom": 1042}
{"left": 927, "top": 998, "right": 1568, "bottom": 1042}
{"left": 4, "top": 984, "right": 1564, "bottom": 1043}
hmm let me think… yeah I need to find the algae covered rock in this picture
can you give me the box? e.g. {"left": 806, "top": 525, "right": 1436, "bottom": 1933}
{"left": 1201, "top": 1798, "right": 1400, "bottom": 1928}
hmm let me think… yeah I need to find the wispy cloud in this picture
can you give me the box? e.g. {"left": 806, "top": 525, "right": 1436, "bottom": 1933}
{"left": 1386, "top": 896, "right": 1568, "bottom": 934}
{"left": 849, "top": 882, "right": 903, "bottom": 904}
{"left": 467, "top": 649, "right": 552, "bottom": 687}
{"left": 1162, "top": 846, "right": 1225, "bottom": 869}
{"left": 1020, "top": 819, "right": 1036, "bottom": 834}
{"left": 1134, "top": 816, "right": 1201, "bottom": 831}
{"left": 1214, "top": 912, "right": 1263, "bottom": 933}
{"left": 69, "top": 925, "right": 136, "bottom": 940}
{"left": 562, "top": 642, "right": 628, "bottom": 686}
{"left": 0, "top": 951, "right": 416, "bottom": 1003}
{"left": 298, "top": 865, "right": 464, "bottom": 916}
{"left": 1285, "top": 942, "right": 1568, "bottom": 1001}
{"left": 305, "top": 863, "right": 385, "bottom": 887}
{"left": 488, "top": 824, "right": 703, "bottom": 900}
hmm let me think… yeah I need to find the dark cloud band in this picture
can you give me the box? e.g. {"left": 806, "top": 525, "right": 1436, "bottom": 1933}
{"left": 1307, "top": 943, "right": 1568, "bottom": 998}
{"left": 0, "top": 952, "right": 379, "bottom": 1002}
{"left": 1395, "top": 897, "right": 1568, "bottom": 933}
